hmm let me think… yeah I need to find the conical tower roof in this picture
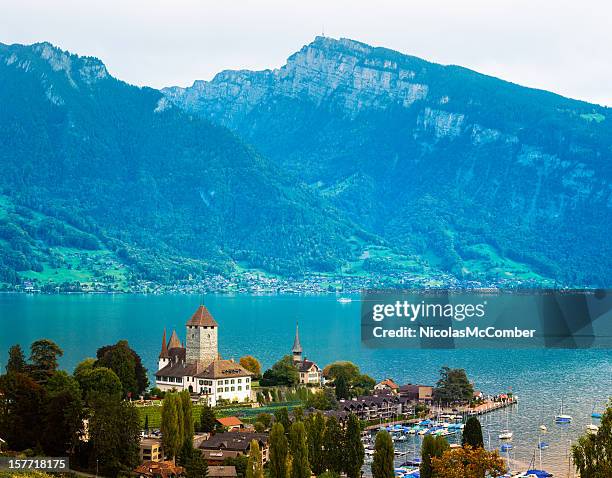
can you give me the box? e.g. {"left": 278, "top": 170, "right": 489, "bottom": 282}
{"left": 168, "top": 329, "right": 181, "bottom": 349}
{"left": 292, "top": 322, "right": 303, "bottom": 353}
{"left": 159, "top": 328, "right": 169, "bottom": 358}
{"left": 187, "top": 305, "right": 218, "bottom": 327}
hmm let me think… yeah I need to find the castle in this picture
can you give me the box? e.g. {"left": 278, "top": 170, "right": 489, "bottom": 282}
{"left": 155, "top": 305, "right": 252, "bottom": 406}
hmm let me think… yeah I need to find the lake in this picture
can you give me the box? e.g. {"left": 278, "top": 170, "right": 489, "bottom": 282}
{"left": 1, "top": 293, "right": 610, "bottom": 477}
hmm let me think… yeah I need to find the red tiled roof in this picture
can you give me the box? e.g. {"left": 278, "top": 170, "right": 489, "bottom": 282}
{"left": 216, "top": 417, "right": 244, "bottom": 427}
{"left": 187, "top": 305, "right": 218, "bottom": 327}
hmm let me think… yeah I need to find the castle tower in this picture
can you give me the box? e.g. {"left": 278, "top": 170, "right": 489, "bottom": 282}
{"left": 158, "top": 328, "right": 170, "bottom": 371}
{"left": 292, "top": 322, "right": 303, "bottom": 364}
{"left": 186, "top": 305, "right": 218, "bottom": 366}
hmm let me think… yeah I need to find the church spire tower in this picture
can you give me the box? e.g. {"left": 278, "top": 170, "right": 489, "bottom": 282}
{"left": 186, "top": 305, "right": 218, "bottom": 366}
{"left": 292, "top": 322, "right": 303, "bottom": 364}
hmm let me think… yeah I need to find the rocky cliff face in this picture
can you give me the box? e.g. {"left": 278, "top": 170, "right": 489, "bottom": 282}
{"left": 164, "top": 36, "right": 612, "bottom": 286}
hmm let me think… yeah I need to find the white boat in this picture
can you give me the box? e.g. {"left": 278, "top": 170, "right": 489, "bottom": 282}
{"left": 586, "top": 424, "right": 599, "bottom": 434}
{"left": 555, "top": 399, "right": 572, "bottom": 423}
{"left": 499, "top": 430, "right": 513, "bottom": 440}
{"left": 539, "top": 425, "right": 547, "bottom": 432}
{"left": 337, "top": 297, "right": 352, "bottom": 303}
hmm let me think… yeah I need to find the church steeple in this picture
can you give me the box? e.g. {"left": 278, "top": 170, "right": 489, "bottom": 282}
{"left": 168, "top": 330, "right": 181, "bottom": 349}
{"left": 159, "top": 328, "right": 169, "bottom": 358}
{"left": 292, "top": 322, "right": 303, "bottom": 364}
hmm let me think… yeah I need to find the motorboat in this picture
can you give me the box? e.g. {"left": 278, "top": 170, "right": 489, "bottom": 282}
{"left": 499, "top": 430, "right": 513, "bottom": 440}
{"left": 337, "top": 297, "right": 352, "bottom": 304}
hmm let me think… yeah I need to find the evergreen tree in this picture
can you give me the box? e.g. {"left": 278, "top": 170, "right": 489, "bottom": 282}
{"left": 289, "top": 421, "right": 310, "bottom": 478}
{"left": 323, "top": 416, "right": 344, "bottom": 474}
{"left": 200, "top": 403, "right": 217, "bottom": 433}
{"left": 144, "top": 414, "right": 149, "bottom": 435}
{"left": 246, "top": 440, "right": 264, "bottom": 478}
{"left": 29, "top": 339, "right": 63, "bottom": 383}
{"left": 305, "top": 412, "right": 326, "bottom": 475}
{"left": 274, "top": 407, "right": 291, "bottom": 432}
{"left": 334, "top": 374, "right": 350, "bottom": 400}
{"left": 161, "top": 393, "right": 183, "bottom": 460}
{"left": 344, "top": 414, "right": 365, "bottom": 478}
{"left": 433, "top": 367, "right": 474, "bottom": 404}
{"left": 96, "top": 340, "right": 149, "bottom": 398}
{"left": 6, "top": 344, "right": 26, "bottom": 374}
{"left": 371, "top": 430, "right": 394, "bottom": 478}
{"left": 462, "top": 417, "right": 484, "bottom": 448}
{"left": 185, "top": 450, "right": 209, "bottom": 478}
{"left": 420, "top": 435, "right": 449, "bottom": 478}
{"left": 180, "top": 390, "right": 194, "bottom": 448}
{"left": 269, "top": 423, "right": 288, "bottom": 478}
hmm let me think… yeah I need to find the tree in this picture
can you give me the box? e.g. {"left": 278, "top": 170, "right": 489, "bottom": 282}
{"left": 185, "top": 449, "right": 209, "bottom": 478}
{"left": 306, "top": 388, "right": 338, "bottom": 411}
{"left": 180, "top": 390, "right": 194, "bottom": 448}
{"left": 6, "top": 344, "right": 26, "bottom": 374}
{"left": 0, "top": 372, "right": 45, "bottom": 450}
{"left": 305, "top": 412, "right": 326, "bottom": 475}
{"left": 420, "top": 435, "right": 449, "bottom": 478}
{"left": 29, "top": 339, "right": 63, "bottom": 382}
{"left": 462, "top": 417, "right": 484, "bottom": 448}
{"left": 334, "top": 374, "right": 350, "bottom": 400}
{"left": 269, "top": 423, "right": 288, "bottom": 478}
{"left": 323, "top": 362, "right": 360, "bottom": 382}
{"left": 433, "top": 367, "right": 474, "bottom": 404}
{"left": 255, "top": 412, "right": 273, "bottom": 430}
{"left": 42, "top": 371, "right": 84, "bottom": 456}
{"left": 572, "top": 400, "right": 612, "bottom": 478}
{"left": 344, "top": 414, "right": 364, "bottom": 478}
{"left": 274, "top": 407, "right": 291, "bottom": 432}
{"left": 289, "top": 421, "right": 310, "bottom": 478}
{"left": 431, "top": 446, "right": 507, "bottom": 478}
{"left": 77, "top": 366, "right": 123, "bottom": 403}
{"left": 240, "top": 356, "right": 262, "bottom": 379}
{"left": 371, "top": 430, "right": 394, "bottom": 478}
{"left": 323, "top": 416, "right": 344, "bottom": 474}
{"left": 144, "top": 414, "right": 149, "bottom": 434}
{"left": 96, "top": 340, "right": 149, "bottom": 397}
{"left": 261, "top": 356, "right": 299, "bottom": 386}
{"left": 352, "top": 374, "right": 376, "bottom": 396}
{"left": 161, "top": 393, "right": 183, "bottom": 460}
{"left": 246, "top": 440, "right": 264, "bottom": 478}
{"left": 200, "top": 403, "right": 217, "bottom": 433}
{"left": 89, "top": 396, "right": 141, "bottom": 476}
{"left": 224, "top": 455, "right": 249, "bottom": 478}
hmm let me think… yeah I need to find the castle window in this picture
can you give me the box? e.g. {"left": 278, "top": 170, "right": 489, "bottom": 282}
{"left": 238, "top": 386, "right": 242, "bottom": 391}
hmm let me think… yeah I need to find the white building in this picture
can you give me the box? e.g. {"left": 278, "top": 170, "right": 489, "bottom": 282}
{"left": 155, "top": 305, "right": 252, "bottom": 406}
{"left": 291, "top": 323, "right": 323, "bottom": 385}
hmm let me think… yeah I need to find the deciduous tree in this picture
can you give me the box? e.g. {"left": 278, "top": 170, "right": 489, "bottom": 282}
{"left": 431, "top": 446, "right": 507, "bottom": 478}
{"left": 323, "top": 416, "right": 344, "bottom": 474}
{"left": 420, "top": 435, "right": 449, "bottom": 478}
{"left": 200, "top": 403, "right": 217, "bottom": 433}
{"left": 305, "top": 412, "right": 326, "bottom": 475}
{"left": 289, "top": 421, "right": 310, "bottom": 478}
{"left": 29, "top": 339, "right": 63, "bottom": 382}
{"left": 572, "top": 400, "right": 612, "bottom": 478}
{"left": 246, "top": 440, "right": 264, "bottom": 478}
{"left": 240, "top": 356, "right": 262, "bottom": 379}
{"left": 344, "top": 414, "right": 364, "bottom": 478}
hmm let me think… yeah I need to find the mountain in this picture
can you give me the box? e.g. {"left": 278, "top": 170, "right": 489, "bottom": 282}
{"left": 0, "top": 41, "right": 370, "bottom": 288}
{"left": 164, "top": 36, "right": 612, "bottom": 286}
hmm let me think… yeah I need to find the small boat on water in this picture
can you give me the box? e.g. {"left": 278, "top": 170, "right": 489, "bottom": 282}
{"left": 511, "top": 471, "right": 553, "bottom": 478}
{"left": 499, "top": 429, "right": 513, "bottom": 440}
{"left": 337, "top": 297, "right": 352, "bottom": 303}
{"left": 539, "top": 424, "right": 547, "bottom": 432}
{"left": 554, "top": 399, "right": 572, "bottom": 423}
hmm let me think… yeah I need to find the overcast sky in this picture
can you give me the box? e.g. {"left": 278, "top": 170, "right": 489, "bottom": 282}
{"left": 2, "top": 0, "right": 611, "bottom": 106}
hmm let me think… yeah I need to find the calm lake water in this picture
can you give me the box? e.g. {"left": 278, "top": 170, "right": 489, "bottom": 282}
{"left": 1, "top": 293, "right": 610, "bottom": 477}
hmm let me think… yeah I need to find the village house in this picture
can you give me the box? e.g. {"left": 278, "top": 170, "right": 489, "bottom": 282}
{"left": 374, "top": 378, "right": 400, "bottom": 394}
{"left": 216, "top": 416, "right": 245, "bottom": 431}
{"left": 291, "top": 323, "right": 323, "bottom": 385}
{"left": 199, "top": 432, "right": 269, "bottom": 464}
{"left": 155, "top": 306, "right": 253, "bottom": 406}
{"left": 139, "top": 437, "right": 163, "bottom": 463}
{"left": 399, "top": 384, "right": 434, "bottom": 403}
{"left": 133, "top": 461, "right": 184, "bottom": 478}
{"left": 337, "top": 394, "right": 412, "bottom": 421}
{"left": 207, "top": 466, "right": 237, "bottom": 478}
